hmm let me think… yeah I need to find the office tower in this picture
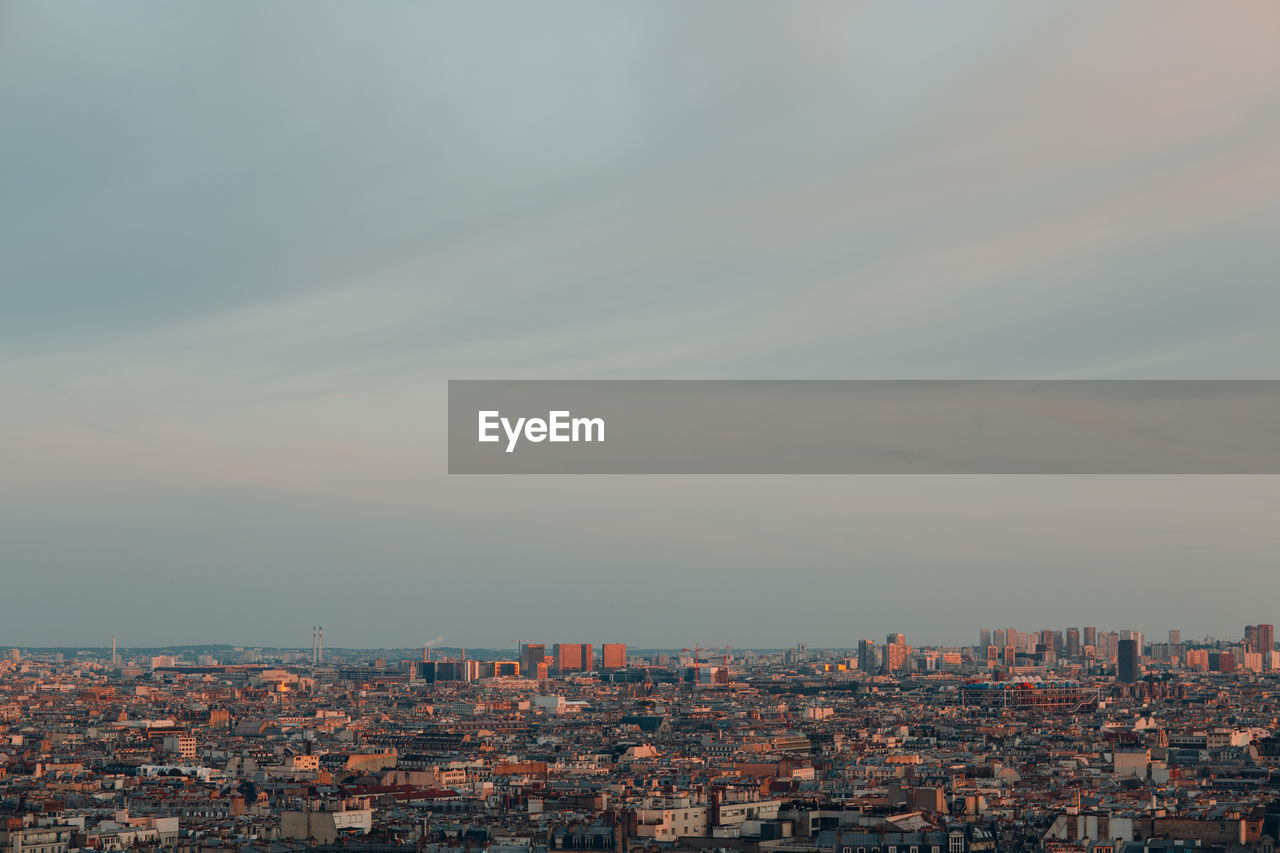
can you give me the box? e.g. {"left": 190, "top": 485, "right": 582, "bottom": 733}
{"left": 1083, "top": 626, "right": 1097, "bottom": 648}
{"left": 979, "top": 629, "right": 991, "bottom": 649}
{"left": 993, "top": 629, "right": 1006, "bottom": 648}
{"left": 858, "top": 639, "right": 878, "bottom": 674}
{"left": 600, "top": 643, "right": 626, "bottom": 671}
{"left": 1168, "top": 629, "right": 1181, "bottom": 646}
{"left": 553, "top": 643, "right": 591, "bottom": 674}
{"left": 520, "top": 643, "right": 545, "bottom": 677}
{"left": 1003, "top": 645, "right": 1015, "bottom": 667}
{"left": 883, "top": 633, "right": 908, "bottom": 673}
{"left": 1117, "top": 638, "right": 1139, "bottom": 683}
{"left": 1101, "top": 631, "right": 1119, "bottom": 661}
{"left": 1066, "top": 628, "right": 1081, "bottom": 661}
{"left": 1257, "top": 625, "right": 1275, "bottom": 665}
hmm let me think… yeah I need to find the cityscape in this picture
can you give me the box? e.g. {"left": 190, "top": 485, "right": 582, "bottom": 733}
{"left": 8, "top": 4, "right": 1280, "bottom": 853}
{"left": 4, "top": 625, "right": 1280, "bottom": 853}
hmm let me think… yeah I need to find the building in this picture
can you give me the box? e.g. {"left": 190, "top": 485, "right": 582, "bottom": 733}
{"left": 0, "top": 824, "right": 76, "bottom": 853}
{"left": 882, "top": 633, "right": 908, "bottom": 673}
{"left": 162, "top": 734, "right": 197, "bottom": 759}
{"left": 600, "top": 643, "right": 626, "bottom": 671}
{"left": 1118, "top": 638, "right": 1139, "bottom": 683}
{"left": 1257, "top": 624, "right": 1275, "bottom": 663}
{"left": 280, "top": 807, "right": 372, "bottom": 844}
{"left": 959, "top": 680, "right": 1101, "bottom": 710}
{"left": 1066, "top": 628, "right": 1081, "bottom": 660}
{"left": 553, "top": 643, "right": 592, "bottom": 675}
{"left": 520, "top": 643, "right": 545, "bottom": 677}
{"left": 857, "top": 639, "right": 878, "bottom": 674}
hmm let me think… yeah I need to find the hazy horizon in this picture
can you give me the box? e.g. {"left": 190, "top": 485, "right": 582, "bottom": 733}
{"left": 4, "top": 3, "right": 1280, "bottom": 648}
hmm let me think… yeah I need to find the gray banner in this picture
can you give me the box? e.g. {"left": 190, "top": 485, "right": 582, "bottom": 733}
{"left": 447, "top": 380, "right": 1280, "bottom": 474}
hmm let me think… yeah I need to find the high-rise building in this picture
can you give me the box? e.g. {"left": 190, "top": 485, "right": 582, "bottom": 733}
{"left": 857, "top": 639, "right": 878, "bottom": 674}
{"left": 1257, "top": 625, "right": 1275, "bottom": 666}
{"left": 1168, "top": 629, "right": 1181, "bottom": 646}
{"left": 1083, "top": 626, "right": 1097, "bottom": 649}
{"left": 979, "top": 629, "right": 991, "bottom": 649}
{"left": 1185, "top": 648, "right": 1209, "bottom": 671}
{"left": 1101, "top": 631, "right": 1119, "bottom": 661}
{"left": 1210, "top": 651, "right": 1236, "bottom": 673}
{"left": 1117, "top": 638, "right": 1139, "bottom": 683}
{"left": 600, "top": 643, "right": 626, "bottom": 671}
{"left": 882, "top": 633, "right": 908, "bottom": 673}
{"left": 1066, "top": 628, "right": 1081, "bottom": 661}
{"left": 520, "top": 643, "right": 545, "bottom": 677}
{"left": 993, "top": 629, "right": 1006, "bottom": 648}
{"left": 553, "top": 643, "right": 591, "bottom": 674}
{"left": 1245, "top": 625, "right": 1258, "bottom": 652}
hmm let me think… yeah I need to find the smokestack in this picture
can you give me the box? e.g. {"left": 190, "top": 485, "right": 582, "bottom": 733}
{"left": 112, "top": 634, "right": 117, "bottom": 666}
{"left": 318, "top": 626, "right": 323, "bottom": 663}
{"left": 312, "top": 627, "right": 317, "bottom": 665}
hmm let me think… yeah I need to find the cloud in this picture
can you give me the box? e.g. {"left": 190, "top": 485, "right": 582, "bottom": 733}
{"left": 2, "top": 2, "right": 1279, "bottom": 645}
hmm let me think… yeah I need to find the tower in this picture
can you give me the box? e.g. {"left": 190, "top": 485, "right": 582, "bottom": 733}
{"left": 1257, "top": 624, "right": 1276, "bottom": 663}
{"left": 1118, "top": 638, "right": 1139, "bottom": 683}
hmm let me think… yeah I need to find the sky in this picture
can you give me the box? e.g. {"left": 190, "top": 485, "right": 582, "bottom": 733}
{"left": 2, "top": 2, "right": 1280, "bottom": 649}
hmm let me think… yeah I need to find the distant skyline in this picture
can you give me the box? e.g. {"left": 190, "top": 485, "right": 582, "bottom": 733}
{"left": 2, "top": 618, "right": 1274, "bottom": 655}
{"left": 4, "top": 3, "right": 1280, "bottom": 647}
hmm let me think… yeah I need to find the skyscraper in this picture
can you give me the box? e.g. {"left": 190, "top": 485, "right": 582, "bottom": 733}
{"left": 1117, "top": 638, "right": 1139, "bottom": 683}
{"left": 1257, "top": 624, "right": 1275, "bottom": 665}
{"left": 979, "top": 629, "right": 991, "bottom": 649}
{"left": 1066, "top": 628, "right": 1081, "bottom": 661}
{"left": 1083, "top": 626, "right": 1097, "bottom": 649}
{"left": 600, "top": 643, "right": 626, "bottom": 671}
{"left": 520, "top": 643, "right": 545, "bottom": 677}
{"left": 553, "top": 643, "right": 591, "bottom": 674}
{"left": 1168, "top": 629, "right": 1181, "bottom": 646}
{"left": 857, "top": 639, "right": 878, "bottom": 674}
{"left": 882, "top": 633, "right": 908, "bottom": 673}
